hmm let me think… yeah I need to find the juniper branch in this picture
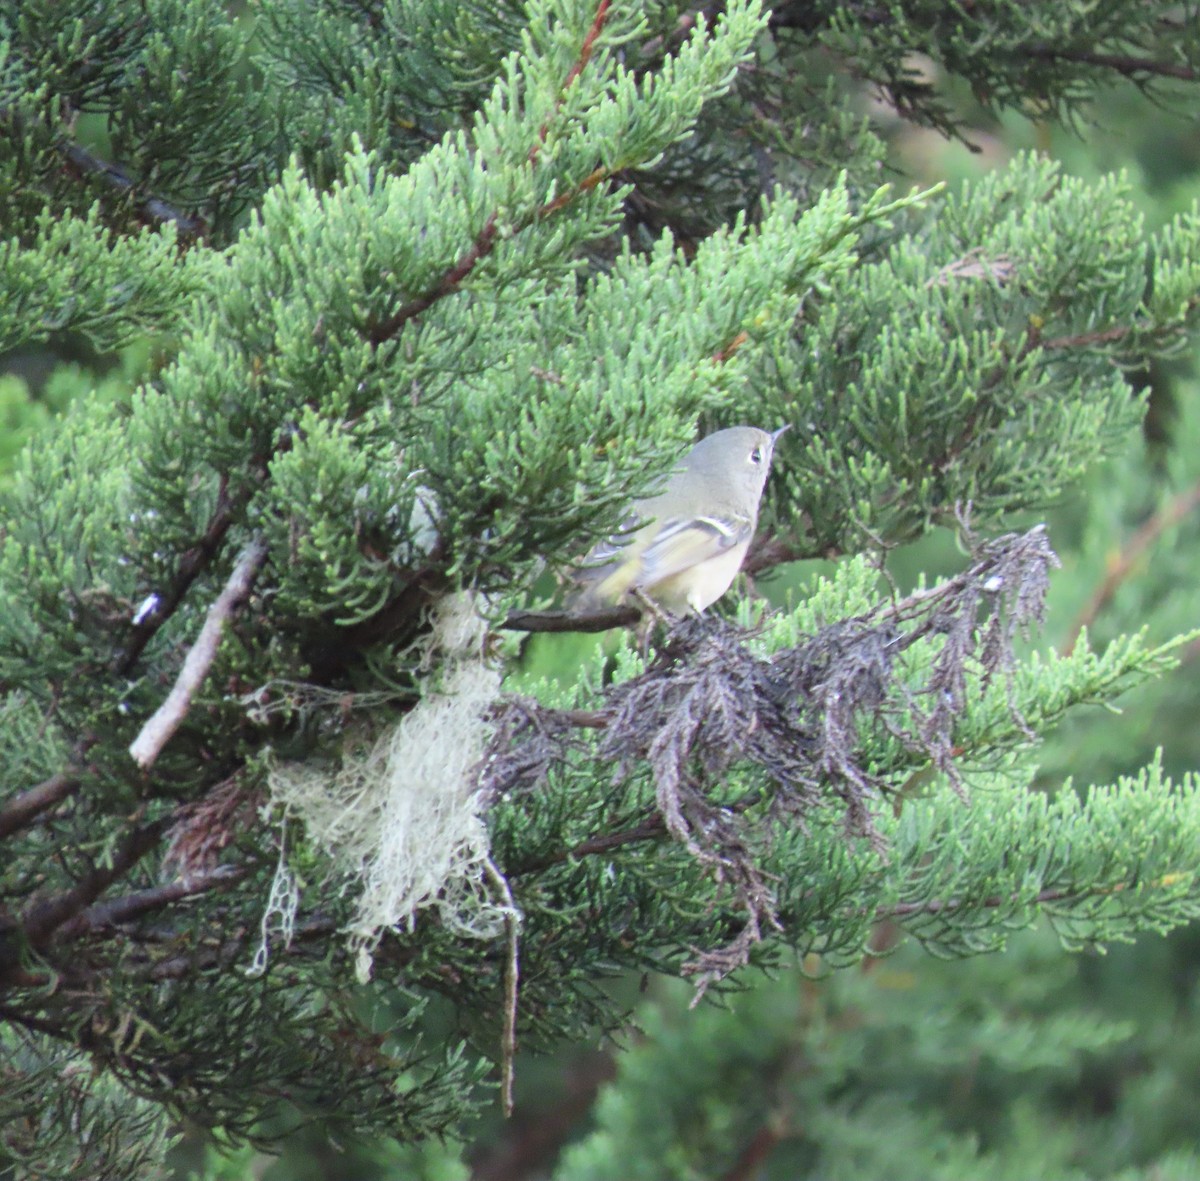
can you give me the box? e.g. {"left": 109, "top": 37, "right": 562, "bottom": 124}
{"left": 144, "top": 914, "right": 340, "bottom": 982}
{"left": 880, "top": 886, "right": 1076, "bottom": 919}
{"left": 111, "top": 474, "right": 247, "bottom": 676}
{"left": 1026, "top": 46, "right": 1200, "bottom": 82}
{"left": 503, "top": 604, "right": 643, "bottom": 633}
{"left": 1039, "top": 294, "right": 1200, "bottom": 353}
{"left": 62, "top": 143, "right": 209, "bottom": 240}
{"left": 511, "top": 813, "right": 667, "bottom": 876}
{"left": 53, "top": 864, "right": 248, "bottom": 943}
{"left": 0, "top": 767, "right": 83, "bottom": 841}
{"left": 486, "top": 527, "right": 1060, "bottom": 985}
{"left": 15, "top": 818, "right": 169, "bottom": 950}
{"left": 366, "top": 1, "right": 615, "bottom": 347}
{"left": 1063, "top": 476, "right": 1200, "bottom": 655}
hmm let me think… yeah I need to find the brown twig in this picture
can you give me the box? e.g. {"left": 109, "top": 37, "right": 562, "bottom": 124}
{"left": 534, "top": 165, "right": 610, "bottom": 217}
{"left": 711, "top": 328, "right": 749, "bottom": 364}
{"left": 558, "top": 1, "right": 612, "bottom": 94}
{"left": 503, "top": 604, "right": 642, "bottom": 633}
{"left": 369, "top": 167, "right": 610, "bottom": 345}
{"left": 1026, "top": 45, "right": 1199, "bottom": 82}
{"left": 720, "top": 1118, "right": 789, "bottom": 1181}
{"left": 559, "top": 708, "right": 610, "bottom": 729}
{"left": 1039, "top": 294, "right": 1200, "bottom": 353}
{"left": 0, "top": 768, "right": 82, "bottom": 841}
{"left": 367, "top": 213, "right": 501, "bottom": 346}
{"left": 129, "top": 538, "right": 269, "bottom": 768}
{"left": 511, "top": 813, "right": 667, "bottom": 876}
{"left": 52, "top": 864, "right": 248, "bottom": 943}
{"left": 528, "top": 0, "right": 612, "bottom": 159}
{"left": 1040, "top": 322, "right": 1137, "bottom": 351}
{"left": 1063, "top": 477, "right": 1200, "bottom": 656}
{"left": 144, "top": 914, "right": 340, "bottom": 982}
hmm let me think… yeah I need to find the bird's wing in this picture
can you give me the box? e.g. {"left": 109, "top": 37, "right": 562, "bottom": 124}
{"left": 567, "top": 511, "right": 648, "bottom": 607}
{"left": 637, "top": 513, "right": 753, "bottom": 586}
{"left": 578, "top": 509, "right": 643, "bottom": 570}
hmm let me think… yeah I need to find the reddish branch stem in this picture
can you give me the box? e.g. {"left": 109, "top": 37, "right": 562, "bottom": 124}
{"left": 1063, "top": 476, "right": 1200, "bottom": 656}
{"left": 1039, "top": 292, "right": 1200, "bottom": 354}
{"left": 562, "top": 1, "right": 611, "bottom": 92}
{"left": 368, "top": 213, "right": 500, "bottom": 345}
{"left": 711, "top": 329, "right": 749, "bottom": 364}
{"left": 504, "top": 604, "right": 642, "bottom": 632}
{"left": 512, "top": 814, "right": 667, "bottom": 876}
{"left": 529, "top": 0, "right": 612, "bottom": 154}
{"left": 1040, "top": 322, "right": 1136, "bottom": 351}
{"left": 367, "top": 1, "right": 614, "bottom": 348}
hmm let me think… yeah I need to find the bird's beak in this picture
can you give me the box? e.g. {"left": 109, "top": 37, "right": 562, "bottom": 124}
{"left": 771, "top": 424, "right": 791, "bottom": 443}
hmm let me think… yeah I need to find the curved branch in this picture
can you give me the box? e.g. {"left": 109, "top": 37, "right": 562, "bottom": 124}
{"left": 881, "top": 885, "right": 1074, "bottom": 919}
{"left": 511, "top": 813, "right": 666, "bottom": 877}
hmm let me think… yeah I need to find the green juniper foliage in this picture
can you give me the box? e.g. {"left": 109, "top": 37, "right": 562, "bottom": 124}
{"left": 552, "top": 929, "right": 1200, "bottom": 1181}
{"left": 4, "top": 0, "right": 1200, "bottom": 1177}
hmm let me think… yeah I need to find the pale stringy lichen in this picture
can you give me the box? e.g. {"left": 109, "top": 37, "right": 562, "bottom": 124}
{"left": 264, "top": 593, "right": 505, "bottom": 982}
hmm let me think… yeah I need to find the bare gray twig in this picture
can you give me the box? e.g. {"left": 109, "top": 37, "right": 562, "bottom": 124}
{"left": 129, "top": 539, "right": 268, "bottom": 769}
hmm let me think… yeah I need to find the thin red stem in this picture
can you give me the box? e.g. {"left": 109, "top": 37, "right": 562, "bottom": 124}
{"left": 369, "top": 2, "right": 614, "bottom": 348}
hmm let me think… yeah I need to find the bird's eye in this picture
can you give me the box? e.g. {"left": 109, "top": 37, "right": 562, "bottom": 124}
{"left": 750, "top": 447, "right": 764, "bottom": 465}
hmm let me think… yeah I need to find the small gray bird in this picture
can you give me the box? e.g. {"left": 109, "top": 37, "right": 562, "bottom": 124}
{"left": 572, "top": 424, "right": 788, "bottom": 614}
